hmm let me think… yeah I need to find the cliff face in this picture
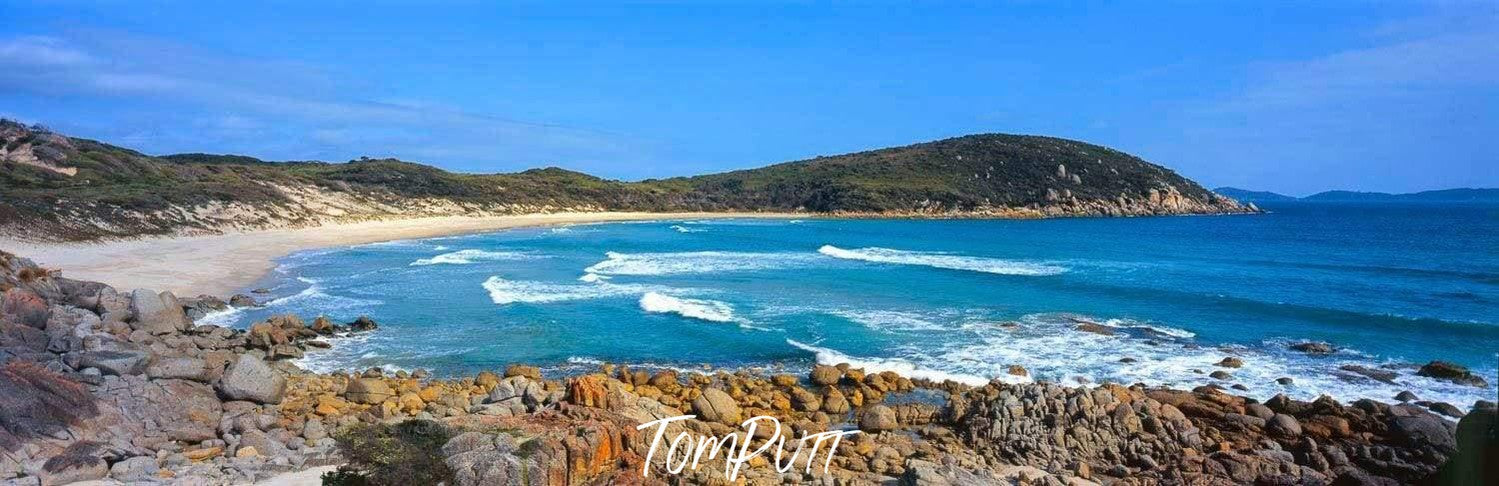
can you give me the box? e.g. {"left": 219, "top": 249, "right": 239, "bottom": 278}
{"left": 0, "top": 120, "right": 1253, "bottom": 241}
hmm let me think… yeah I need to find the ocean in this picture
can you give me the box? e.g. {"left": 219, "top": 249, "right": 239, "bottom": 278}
{"left": 205, "top": 202, "right": 1499, "bottom": 408}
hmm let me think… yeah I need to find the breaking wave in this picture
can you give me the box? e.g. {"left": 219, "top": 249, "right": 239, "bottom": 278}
{"left": 483, "top": 276, "right": 646, "bottom": 305}
{"left": 411, "top": 249, "right": 532, "bottom": 266}
{"left": 785, "top": 339, "right": 995, "bottom": 386}
{"left": 584, "top": 250, "right": 816, "bottom": 277}
{"left": 639, "top": 292, "right": 740, "bottom": 324}
{"left": 817, "top": 245, "right": 1065, "bottom": 276}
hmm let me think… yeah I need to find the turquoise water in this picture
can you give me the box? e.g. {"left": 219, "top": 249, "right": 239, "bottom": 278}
{"left": 210, "top": 202, "right": 1499, "bottom": 407}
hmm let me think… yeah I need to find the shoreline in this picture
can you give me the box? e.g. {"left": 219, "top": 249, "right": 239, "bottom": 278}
{"left": 0, "top": 211, "right": 806, "bottom": 297}
{"left": 0, "top": 249, "right": 1486, "bottom": 484}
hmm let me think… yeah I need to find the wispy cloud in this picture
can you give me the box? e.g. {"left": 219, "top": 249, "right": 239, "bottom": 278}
{"left": 0, "top": 30, "right": 646, "bottom": 174}
{"left": 1165, "top": 12, "right": 1499, "bottom": 194}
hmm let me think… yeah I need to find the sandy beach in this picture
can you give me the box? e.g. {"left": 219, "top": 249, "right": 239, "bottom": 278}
{"left": 0, "top": 212, "right": 801, "bottom": 297}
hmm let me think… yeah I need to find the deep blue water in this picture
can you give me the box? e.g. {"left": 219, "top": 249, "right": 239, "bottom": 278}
{"left": 210, "top": 202, "right": 1499, "bottom": 407}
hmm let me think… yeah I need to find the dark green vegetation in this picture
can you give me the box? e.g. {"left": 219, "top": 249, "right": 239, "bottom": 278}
{"left": 324, "top": 420, "right": 454, "bottom": 486}
{"left": 1, "top": 119, "right": 1247, "bottom": 240}
{"left": 1213, "top": 187, "right": 1299, "bottom": 203}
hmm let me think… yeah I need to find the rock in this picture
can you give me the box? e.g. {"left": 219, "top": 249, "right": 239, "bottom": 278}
{"left": 823, "top": 388, "right": 851, "bottom": 415}
{"left": 1276, "top": 377, "right": 1294, "bottom": 385}
{"left": 475, "top": 371, "right": 500, "bottom": 389}
{"left": 216, "top": 354, "right": 286, "bottom": 404}
{"left": 1006, "top": 365, "right": 1028, "bottom": 377}
{"left": 310, "top": 316, "right": 335, "bottom": 334}
{"left": 132, "top": 378, "right": 224, "bottom": 442}
{"left": 2, "top": 288, "right": 50, "bottom": 328}
{"left": 1417, "top": 361, "right": 1489, "bottom": 387}
{"left": 1396, "top": 391, "right": 1419, "bottom": 402}
{"left": 183, "top": 447, "right": 222, "bottom": 461}
{"left": 108, "top": 456, "right": 159, "bottom": 482}
{"left": 1075, "top": 321, "right": 1115, "bottom": 336}
{"left": 345, "top": 377, "right": 396, "bottom": 404}
{"left": 899, "top": 458, "right": 1005, "bottom": 485}
{"left": 302, "top": 418, "right": 328, "bottom": 441}
{"left": 504, "top": 364, "right": 542, "bottom": 381}
{"left": 1340, "top": 364, "right": 1397, "bottom": 384}
{"left": 246, "top": 321, "right": 289, "bottom": 349}
{"left": 1389, "top": 413, "right": 1457, "bottom": 452}
{"left": 1267, "top": 414, "right": 1302, "bottom": 437}
{"left": 1209, "top": 370, "right": 1233, "bottom": 380}
{"left": 790, "top": 387, "right": 821, "bottom": 413}
{"left": 129, "top": 289, "right": 191, "bottom": 335}
{"left": 39, "top": 455, "right": 107, "bottom": 485}
{"left": 691, "top": 388, "right": 742, "bottom": 424}
{"left": 1217, "top": 357, "right": 1244, "bottom": 368}
{"left": 860, "top": 404, "right": 899, "bottom": 432}
{"left": 1290, "top": 341, "right": 1334, "bottom": 354}
{"left": 1429, "top": 402, "right": 1464, "bottom": 418}
{"left": 229, "top": 294, "right": 259, "bottom": 307}
{"left": 567, "top": 374, "right": 609, "bottom": 408}
{"left": 235, "top": 446, "right": 260, "bottom": 458}
{"left": 269, "top": 344, "right": 303, "bottom": 360}
{"left": 348, "top": 315, "right": 378, "bottom": 331}
{"left": 771, "top": 374, "right": 798, "bottom": 387}
{"left": 181, "top": 294, "right": 227, "bottom": 320}
{"left": 146, "top": 357, "right": 211, "bottom": 382}
{"left": 810, "top": 364, "right": 842, "bottom": 385}
{"left": 77, "top": 349, "right": 151, "bottom": 376}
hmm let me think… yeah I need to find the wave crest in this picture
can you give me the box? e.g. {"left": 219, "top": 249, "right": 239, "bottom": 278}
{"left": 483, "top": 276, "right": 641, "bottom": 304}
{"left": 639, "top": 292, "right": 740, "bottom": 324}
{"left": 584, "top": 250, "right": 813, "bottom": 276}
{"left": 412, "top": 249, "right": 531, "bottom": 266}
{"left": 817, "top": 245, "right": 1065, "bottom": 276}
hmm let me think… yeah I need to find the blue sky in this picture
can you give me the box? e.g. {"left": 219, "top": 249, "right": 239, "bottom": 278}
{"left": 1, "top": 2, "right": 1494, "bottom": 195}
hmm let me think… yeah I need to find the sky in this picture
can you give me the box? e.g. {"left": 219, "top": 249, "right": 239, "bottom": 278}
{"left": 1, "top": 2, "right": 1495, "bottom": 195}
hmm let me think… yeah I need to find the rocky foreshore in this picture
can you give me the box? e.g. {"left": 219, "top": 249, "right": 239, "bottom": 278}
{"left": 1, "top": 249, "right": 1493, "bottom": 485}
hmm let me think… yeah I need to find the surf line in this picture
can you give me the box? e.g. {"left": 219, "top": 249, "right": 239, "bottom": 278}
{"left": 636, "top": 415, "right": 860, "bottom": 480}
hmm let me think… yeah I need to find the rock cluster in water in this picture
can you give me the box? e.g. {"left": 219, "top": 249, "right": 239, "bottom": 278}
{"left": 1, "top": 249, "right": 1494, "bottom": 485}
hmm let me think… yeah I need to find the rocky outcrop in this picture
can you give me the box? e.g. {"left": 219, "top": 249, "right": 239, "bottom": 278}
{"left": 0, "top": 250, "right": 354, "bottom": 484}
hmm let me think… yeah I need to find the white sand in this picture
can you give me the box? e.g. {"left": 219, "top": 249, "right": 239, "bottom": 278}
{"left": 0, "top": 212, "right": 800, "bottom": 297}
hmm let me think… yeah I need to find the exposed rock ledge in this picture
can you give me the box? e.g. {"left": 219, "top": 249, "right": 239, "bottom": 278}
{"left": 1, "top": 250, "right": 1491, "bottom": 485}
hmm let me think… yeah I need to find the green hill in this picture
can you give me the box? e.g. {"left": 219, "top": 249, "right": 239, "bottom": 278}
{"left": 1, "top": 119, "right": 1251, "bottom": 241}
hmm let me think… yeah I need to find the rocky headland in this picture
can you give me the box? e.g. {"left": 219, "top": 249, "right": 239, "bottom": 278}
{"left": 1, "top": 250, "right": 1492, "bottom": 485}
{"left": 2, "top": 120, "right": 1254, "bottom": 243}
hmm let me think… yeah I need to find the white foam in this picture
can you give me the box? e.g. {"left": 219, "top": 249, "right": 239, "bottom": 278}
{"left": 785, "top": 339, "right": 995, "bottom": 386}
{"left": 669, "top": 225, "right": 702, "bottom": 233}
{"left": 411, "top": 249, "right": 532, "bottom": 266}
{"left": 817, "top": 245, "right": 1065, "bottom": 276}
{"left": 583, "top": 250, "right": 816, "bottom": 276}
{"left": 483, "top": 276, "right": 646, "bottom": 305}
{"left": 577, "top": 273, "right": 610, "bottom": 283}
{"left": 831, "top": 310, "right": 947, "bottom": 332}
{"left": 832, "top": 311, "right": 1495, "bottom": 408}
{"left": 195, "top": 307, "right": 244, "bottom": 327}
{"left": 639, "top": 292, "right": 740, "bottom": 324}
{"left": 264, "top": 279, "right": 381, "bottom": 313}
{"left": 1097, "top": 318, "right": 1197, "bottom": 338}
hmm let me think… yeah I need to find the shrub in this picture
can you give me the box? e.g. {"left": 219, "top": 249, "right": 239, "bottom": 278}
{"left": 327, "top": 419, "right": 454, "bottom": 486}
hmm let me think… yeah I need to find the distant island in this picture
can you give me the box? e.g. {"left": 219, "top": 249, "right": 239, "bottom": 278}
{"left": 1215, "top": 186, "right": 1499, "bottom": 204}
{"left": 1, "top": 119, "right": 1252, "bottom": 241}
